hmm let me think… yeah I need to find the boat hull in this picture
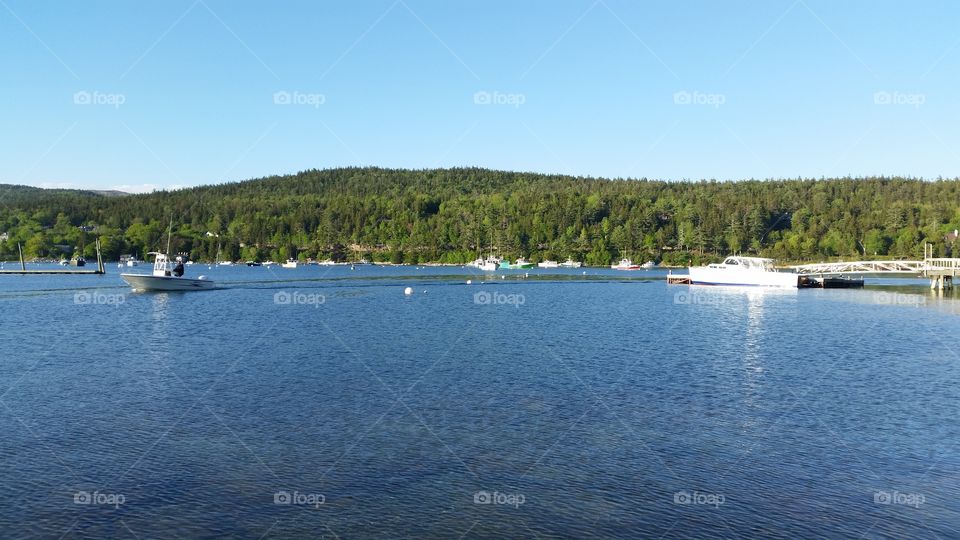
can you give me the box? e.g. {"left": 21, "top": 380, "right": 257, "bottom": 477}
{"left": 687, "top": 266, "right": 799, "bottom": 288}
{"left": 121, "top": 273, "right": 216, "bottom": 291}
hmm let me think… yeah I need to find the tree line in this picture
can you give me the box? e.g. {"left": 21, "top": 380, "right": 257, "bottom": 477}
{"left": 1, "top": 167, "right": 958, "bottom": 265}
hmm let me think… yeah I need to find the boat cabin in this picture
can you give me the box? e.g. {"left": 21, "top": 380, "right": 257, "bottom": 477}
{"left": 708, "top": 256, "right": 777, "bottom": 271}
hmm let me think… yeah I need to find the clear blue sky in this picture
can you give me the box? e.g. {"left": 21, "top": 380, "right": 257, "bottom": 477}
{"left": 2, "top": 0, "right": 959, "bottom": 191}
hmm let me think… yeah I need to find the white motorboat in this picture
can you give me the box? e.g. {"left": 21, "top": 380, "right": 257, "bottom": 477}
{"left": 281, "top": 259, "right": 298, "bottom": 268}
{"left": 687, "top": 256, "right": 799, "bottom": 288}
{"left": 641, "top": 260, "right": 658, "bottom": 269}
{"left": 537, "top": 260, "right": 559, "bottom": 268}
{"left": 472, "top": 255, "right": 500, "bottom": 271}
{"left": 560, "top": 258, "right": 582, "bottom": 268}
{"left": 120, "top": 254, "right": 140, "bottom": 267}
{"left": 121, "top": 252, "right": 215, "bottom": 291}
{"left": 611, "top": 258, "right": 641, "bottom": 270}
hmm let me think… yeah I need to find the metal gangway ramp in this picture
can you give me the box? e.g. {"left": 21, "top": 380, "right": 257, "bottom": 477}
{"left": 789, "top": 258, "right": 960, "bottom": 289}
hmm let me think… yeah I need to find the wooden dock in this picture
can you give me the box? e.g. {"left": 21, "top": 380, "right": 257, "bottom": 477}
{"left": 0, "top": 240, "right": 106, "bottom": 275}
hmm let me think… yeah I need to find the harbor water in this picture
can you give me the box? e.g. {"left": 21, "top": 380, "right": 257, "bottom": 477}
{"left": 1, "top": 264, "right": 958, "bottom": 538}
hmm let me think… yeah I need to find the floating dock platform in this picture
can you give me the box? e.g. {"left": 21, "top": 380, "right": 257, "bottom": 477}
{"left": 799, "top": 276, "right": 864, "bottom": 288}
{"left": 0, "top": 240, "right": 105, "bottom": 275}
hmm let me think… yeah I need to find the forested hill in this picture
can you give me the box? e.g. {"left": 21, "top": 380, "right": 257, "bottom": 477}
{"left": 1, "top": 167, "right": 959, "bottom": 265}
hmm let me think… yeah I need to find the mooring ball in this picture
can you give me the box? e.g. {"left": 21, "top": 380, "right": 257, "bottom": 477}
{"left": 404, "top": 287, "right": 413, "bottom": 296}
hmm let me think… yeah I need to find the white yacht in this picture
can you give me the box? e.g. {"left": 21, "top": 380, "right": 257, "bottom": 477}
{"left": 281, "top": 259, "right": 298, "bottom": 269}
{"left": 687, "top": 256, "right": 799, "bottom": 288}
{"left": 560, "top": 258, "right": 582, "bottom": 268}
{"left": 121, "top": 253, "right": 215, "bottom": 291}
{"left": 537, "top": 260, "right": 559, "bottom": 268}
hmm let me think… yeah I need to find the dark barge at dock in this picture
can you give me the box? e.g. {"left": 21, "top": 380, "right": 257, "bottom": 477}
{"left": 798, "top": 276, "right": 864, "bottom": 288}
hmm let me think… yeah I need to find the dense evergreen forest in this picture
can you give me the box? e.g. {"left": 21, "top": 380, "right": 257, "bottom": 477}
{"left": 1, "top": 167, "right": 959, "bottom": 265}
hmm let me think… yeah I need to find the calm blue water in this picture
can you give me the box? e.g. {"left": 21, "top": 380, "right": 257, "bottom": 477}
{"left": 1, "top": 264, "right": 958, "bottom": 538}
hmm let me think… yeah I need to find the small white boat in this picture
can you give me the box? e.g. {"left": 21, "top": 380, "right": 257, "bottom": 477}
{"left": 560, "top": 258, "right": 582, "bottom": 268}
{"left": 641, "top": 260, "right": 658, "bottom": 269}
{"left": 537, "top": 260, "right": 559, "bottom": 268}
{"left": 514, "top": 257, "right": 535, "bottom": 269}
{"left": 318, "top": 259, "right": 336, "bottom": 266}
{"left": 281, "top": 259, "right": 298, "bottom": 268}
{"left": 121, "top": 252, "right": 215, "bottom": 291}
{"left": 687, "top": 256, "right": 799, "bottom": 288}
{"left": 611, "top": 258, "right": 641, "bottom": 270}
{"left": 120, "top": 254, "right": 140, "bottom": 267}
{"left": 218, "top": 261, "right": 233, "bottom": 266}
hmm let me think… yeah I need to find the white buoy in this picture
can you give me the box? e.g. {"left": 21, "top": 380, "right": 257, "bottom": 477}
{"left": 501, "top": 275, "right": 505, "bottom": 280}
{"left": 404, "top": 287, "right": 413, "bottom": 296}
{"left": 466, "top": 279, "right": 472, "bottom": 285}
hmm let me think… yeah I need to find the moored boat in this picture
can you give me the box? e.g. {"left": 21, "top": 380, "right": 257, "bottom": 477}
{"left": 560, "top": 258, "right": 582, "bottom": 268}
{"left": 512, "top": 257, "right": 535, "bottom": 269}
{"left": 687, "top": 256, "right": 799, "bottom": 288}
{"left": 281, "top": 259, "right": 298, "bottom": 268}
{"left": 611, "top": 258, "right": 640, "bottom": 270}
{"left": 537, "top": 260, "right": 559, "bottom": 268}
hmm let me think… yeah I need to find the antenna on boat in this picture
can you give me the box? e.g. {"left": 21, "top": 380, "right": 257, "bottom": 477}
{"left": 166, "top": 214, "right": 173, "bottom": 257}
